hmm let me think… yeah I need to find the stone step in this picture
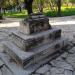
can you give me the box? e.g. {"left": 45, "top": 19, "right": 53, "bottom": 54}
{"left": 31, "top": 38, "right": 68, "bottom": 63}
{"left": 11, "top": 28, "right": 61, "bottom": 51}
{"left": 3, "top": 38, "right": 68, "bottom": 68}
{"left": 0, "top": 53, "right": 33, "bottom": 75}
{"left": 3, "top": 41, "right": 34, "bottom": 68}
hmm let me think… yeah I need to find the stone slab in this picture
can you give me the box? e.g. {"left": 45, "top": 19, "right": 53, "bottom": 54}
{"left": 33, "top": 38, "right": 68, "bottom": 63}
{"left": 3, "top": 41, "right": 34, "bottom": 68}
{"left": 64, "top": 70, "right": 73, "bottom": 75}
{"left": 0, "top": 53, "right": 33, "bottom": 75}
{"left": 36, "top": 64, "right": 51, "bottom": 74}
{"left": 50, "top": 67, "right": 64, "bottom": 75}
{"left": 50, "top": 60, "right": 73, "bottom": 71}
{"left": 11, "top": 28, "right": 61, "bottom": 51}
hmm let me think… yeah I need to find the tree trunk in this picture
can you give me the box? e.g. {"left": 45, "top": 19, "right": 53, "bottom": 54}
{"left": 39, "top": 0, "right": 43, "bottom": 12}
{"left": 57, "top": 0, "right": 61, "bottom": 16}
{"left": 24, "top": 0, "right": 33, "bottom": 15}
{"left": 0, "top": 7, "right": 3, "bottom": 19}
{"left": 18, "top": 6, "right": 22, "bottom": 12}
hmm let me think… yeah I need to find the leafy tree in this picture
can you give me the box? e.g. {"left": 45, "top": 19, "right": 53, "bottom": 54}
{"left": 56, "top": 0, "right": 61, "bottom": 16}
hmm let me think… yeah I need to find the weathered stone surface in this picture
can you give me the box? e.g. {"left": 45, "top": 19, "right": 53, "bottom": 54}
{"left": 36, "top": 64, "right": 51, "bottom": 74}
{"left": 0, "top": 70, "right": 2, "bottom": 75}
{"left": 32, "top": 74, "right": 40, "bottom": 75}
{"left": 0, "top": 59, "right": 4, "bottom": 66}
{"left": 20, "top": 13, "right": 51, "bottom": 34}
{"left": 11, "top": 28, "right": 61, "bottom": 51}
{"left": 3, "top": 38, "right": 68, "bottom": 69}
{"left": 1, "top": 66, "right": 13, "bottom": 75}
{"left": 3, "top": 41, "right": 34, "bottom": 68}
{"left": 50, "top": 67, "right": 64, "bottom": 75}
{"left": 50, "top": 60, "right": 73, "bottom": 70}
{"left": 64, "top": 70, "right": 73, "bottom": 75}
{"left": 0, "top": 53, "right": 33, "bottom": 75}
{"left": 56, "top": 52, "right": 68, "bottom": 62}
{"left": 33, "top": 38, "right": 68, "bottom": 63}
{"left": 44, "top": 71, "right": 51, "bottom": 75}
{"left": 60, "top": 52, "right": 68, "bottom": 59}
{"left": 66, "top": 53, "right": 75, "bottom": 69}
{"left": 73, "top": 71, "right": 75, "bottom": 75}
{"left": 68, "top": 47, "right": 75, "bottom": 54}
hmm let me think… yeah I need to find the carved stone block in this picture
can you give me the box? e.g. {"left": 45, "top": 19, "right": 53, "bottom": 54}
{"left": 20, "top": 13, "right": 51, "bottom": 34}
{"left": 11, "top": 28, "right": 61, "bottom": 51}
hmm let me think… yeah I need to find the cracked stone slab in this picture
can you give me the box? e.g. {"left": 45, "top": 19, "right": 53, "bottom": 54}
{"left": 64, "top": 70, "right": 73, "bottom": 75}
{"left": 66, "top": 53, "right": 75, "bottom": 69}
{"left": 50, "top": 60, "right": 73, "bottom": 70}
{"left": 1, "top": 66, "right": 13, "bottom": 75}
{"left": 36, "top": 64, "right": 51, "bottom": 74}
{"left": 0, "top": 70, "right": 2, "bottom": 75}
{"left": 73, "top": 71, "right": 75, "bottom": 75}
{"left": 68, "top": 47, "right": 75, "bottom": 54}
{"left": 0, "top": 53, "right": 33, "bottom": 75}
{"left": 55, "top": 52, "right": 69, "bottom": 61}
{"left": 44, "top": 71, "right": 51, "bottom": 75}
{"left": 31, "top": 74, "right": 40, "bottom": 75}
{"left": 50, "top": 67, "right": 64, "bottom": 75}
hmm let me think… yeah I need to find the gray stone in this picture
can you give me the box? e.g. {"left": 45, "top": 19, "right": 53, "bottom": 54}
{"left": 33, "top": 38, "right": 68, "bottom": 63}
{"left": 32, "top": 74, "right": 40, "bottom": 75}
{"left": 55, "top": 52, "right": 69, "bottom": 62}
{"left": 60, "top": 52, "right": 68, "bottom": 59}
{"left": 73, "top": 71, "right": 75, "bottom": 75}
{"left": 0, "top": 53, "right": 33, "bottom": 75}
{"left": 20, "top": 14, "right": 51, "bottom": 34}
{"left": 11, "top": 28, "right": 61, "bottom": 51}
{"left": 64, "top": 70, "right": 73, "bottom": 75}
{"left": 3, "top": 41, "right": 34, "bottom": 68}
{"left": 36, "top": 64, "right": 51, "bottom": 74}
{"left": 50, "top": 60, "right": 73, "bottom": 70}
{"left": 56, "top": 57, "right": 65, "bottom": 62}
{"left": 0, "top": 59, "right": 4, "bottom": 66}
{"left": 0, "top": 70, "right": 2, "bottom": 75}
{"left": 44, "top": 71, "right": 51, "bottom": 75}
{"left": 50, "top": 67, "right": 64, "bottom": 75}
{"left": 2, "top": 66, "right": 13, "bottom": 75}
{"left": 66, "top": 53, "right": 75, "bottom": 69}
{"left": 68, "top": 47, "right": 75, "bottom": 54}
{"left": 3, "top": 37, "right": 68, "bottom": 68}
{"left": 50, "top": 67, "right": 64, "bottom": 74}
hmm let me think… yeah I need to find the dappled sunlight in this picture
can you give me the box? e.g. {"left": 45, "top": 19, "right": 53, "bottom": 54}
{"left": 0, "top": 22, "right": 20, "bottom": 28}
{"left": 50, "top": 20, "right": 75, "bottom": 25}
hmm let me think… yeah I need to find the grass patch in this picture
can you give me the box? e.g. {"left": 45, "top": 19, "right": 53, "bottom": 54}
{"left": 3, "top": 6, "right": 75, "bottom": 18}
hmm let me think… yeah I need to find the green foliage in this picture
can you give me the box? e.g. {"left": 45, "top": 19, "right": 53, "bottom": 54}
{"left": 3, "top": 6, "right": 75, "bottom": 18}
{"left": 0, "top": 0, "right": 75, "bottom": 18}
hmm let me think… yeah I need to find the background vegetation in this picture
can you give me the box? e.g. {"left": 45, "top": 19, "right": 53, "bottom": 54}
{"left": 0, "top": 0, "right": 75, "bottom": 18}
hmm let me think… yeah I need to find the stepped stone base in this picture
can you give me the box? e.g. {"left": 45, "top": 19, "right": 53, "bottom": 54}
{"left": 11, "top": 28, "right": 61, "bottom": 51}
{"left": 0, "top": 13, "right": 70, "bottom": 75}
{"left": 3, "top": 38, "right": 68, "bottom": 68}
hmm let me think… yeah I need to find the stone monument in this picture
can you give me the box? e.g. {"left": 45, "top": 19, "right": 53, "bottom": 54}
{"left": 0, "top": 13, "right": 69, "bottom": 75}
